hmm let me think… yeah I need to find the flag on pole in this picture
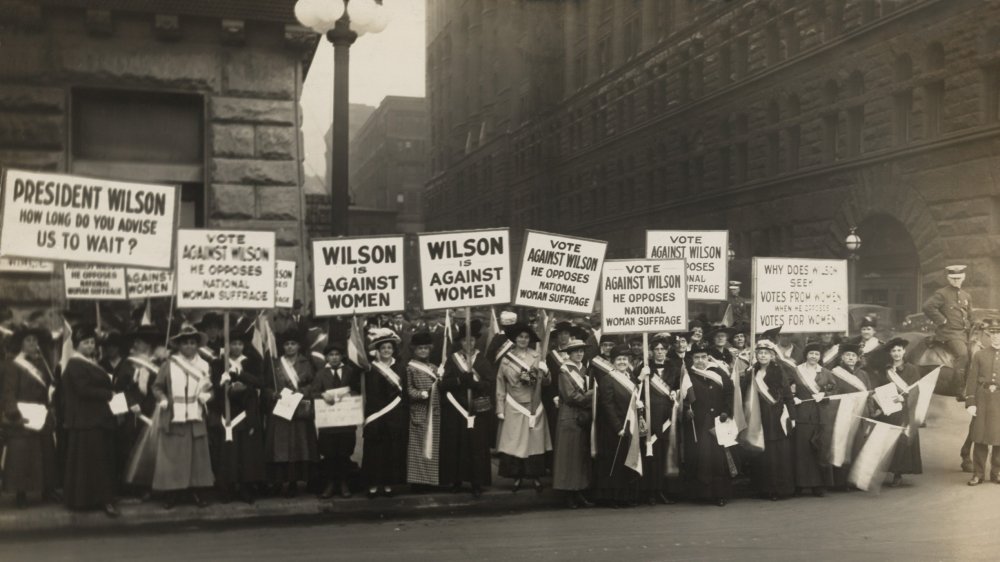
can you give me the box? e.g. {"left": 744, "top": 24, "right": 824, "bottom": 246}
{"left": 731, "top": 365, "right": 748, "bottom": 433}
{"left": 720, "top": 303, "right": 733, "bottom": 327}
{"left": 348, "top": 315, "right": 370, "bottom": 371}
{"left": 739, "top": 380, "right": 765, "bottom": 452}
{"left": 624, "top": 394, "right": 643, "bottom": 476}
{"left": 141, "top": 299, "right": 153, "bottom": 327}
{"left": 848, "top": 418, "right": 904, "bottom": 492}
{"left": 59, "top": 318, "right": 74, "bottom": 372}
{"left": 907, "top": 367, "right": 941, "bottom": 426}
{"left": 487, "top": 306, "right": 500, "bottom": 346}
{"left": 830, "top": 391, "right": 869, "bottom": 467}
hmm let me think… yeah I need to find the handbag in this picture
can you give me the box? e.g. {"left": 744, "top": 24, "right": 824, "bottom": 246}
{"left": 574, "top": 408, "right": 592, "bottom": 429}
{"left": 470, "top": 394, "right": 492, "bottom": 415}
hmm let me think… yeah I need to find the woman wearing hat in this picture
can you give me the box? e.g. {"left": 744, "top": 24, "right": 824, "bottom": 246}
{"left": 113, "top": 324, "right": 163, "bottom": 495}
{"left": 552, "top": 337, "right": 595, "bottom": 508}
{"left": 686, "top": 343, "right": 736, "bottom": 506}
{"left": 440, "top": 320, "right": 493, "bottom": 497}
{"left": 829, "top": 341, "right": 873, "bottom": 489}
{"left": 745, "top": 340, "right": 796, "bottom": 501}
{"left": 871, "top": 337, "right": 922, "bottom": 487}
{"left": 62, "top": 324, "right": 120, "bottom": 516}
{"left": 208, "top": 327, "right": 267, "bottom": 504}
{"left": 1, "top": 325, "right": 58, "bottom": 508}
{"left": 363, "top": 327, "right": 408, "bottom": 497}
{"left": 405, "top": 331, "right": 441, "bottom": 489}
{"left": 792, "top": 342, "right": 838, "bottom": 496}
{"left": 495, "top": 322, "right": 551, "bottom": 492}
{"left": 151, "top": 325, "right": 215, "bottom": 509}
{"left": 311, "top": 341, "right": 361, "bottom": 499}
{"left": 593, "top": 343, "right": 641, "bottom": 507}
{"left": 635, "top": 337, "right": 675, "bottom": 505}
{"left": 266, "top": 328, "right": 318, "bottom": 498}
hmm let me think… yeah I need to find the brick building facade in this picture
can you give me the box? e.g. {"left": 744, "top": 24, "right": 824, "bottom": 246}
{"left": 425, "top": 0, "right": 1000, "bottom": 320}
{"left": 0, "top": 0, "right": 317, "bottom": 307}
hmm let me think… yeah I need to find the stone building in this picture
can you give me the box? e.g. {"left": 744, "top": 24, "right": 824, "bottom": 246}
{"left": 0, "top": 0, "right": 317, "bottom": 307}
{"left": 425, "top": 0, "right": 1000, "bottom": 321}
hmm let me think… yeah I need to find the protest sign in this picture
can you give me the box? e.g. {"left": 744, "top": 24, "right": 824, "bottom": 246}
{"left": 176, "top": 229, "right": 275, "bottom": 309}
{"left": 314, "top": 395, "right": 364, "bottom": 429}
{"left": 417, "top": 228, "right": 511, "bottom": 311}
{"left": 275, "top": 260, "right": 296, "bottom": 309}
{"left": 601, "top": 259, "right": 687, "bottom": 335}
{"left": 646, "top": 230, "right": 728, "bottom": 301}
{"left": 0, "top": 168, "right": 177, "bottom": 269}
{"left": 514, "top": 230, "right": 606, "bottom": 314}
{"left": 0, "top": 257, "right": 54, "bottom": 273}
{"left": 64, "top": 264, "right": 127, "bottom": 300}
{"left": 752, "top": 257, "right": 848, "bottom": 333}
{"left": 312, "top": 236, "right": 405, "bottom": 317}
{"left": 125, "top": 268, "right": 174, "bottom": 299}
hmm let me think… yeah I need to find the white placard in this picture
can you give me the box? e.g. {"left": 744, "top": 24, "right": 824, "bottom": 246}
{"left": 0, "top": 168, "right": 177, "bottom": 268}
{"left": 646, "top": 230, "right": 729, "bottom": 301}
{"left": 752, "top": 257, "right": 848, "bottom": 333}
{"left": 64, "top": 264, "right": 127, "bottom": 300}
{"left": 314, "top": 395, "right": 364, "bottom": 428}
{"left": 0, "top": 257, "right": 54, "bottom": 273}
{"left": 275, "top": 260, "right": 296, "bottom": 309}
{"left": 514, "top": 230, "right": 607, "bottom": 314}
{"left": 176, "top": 229, "right": 275, "bottom": 309}
{"left": 125, "top": 268, "right": 174, "bottom": 299}
{"left": 418, "top": 228, "right": 511, "bottom": 311}
{"left": 312, "top": 236, "right": 404, "bottom": 317}
{"left": 600, "top": 259, "right": 687, "bottom": 335}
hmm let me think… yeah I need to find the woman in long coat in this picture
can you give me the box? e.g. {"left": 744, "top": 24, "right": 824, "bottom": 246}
{"left": 496, "top": 322, "right": 551, "bottom": 492}
{"left": 440, "top": 320, "right": 493, "bottom": 496}
{"left": 686, "top": 344, "right": 735, "bottom": 506}
{"left": 2, "top": 325, "right": 58, "bottom": 508}
{"left": 965, "top": 320, "right": 1000, "bottom": 485}
{"left": 363, "top": 328, "right": 408, "bottom": 497}
{"left": 747, "top": 340, "right": 796, "bottom": 500}
{"left": 405, "top": 331, "right": 441, "bottom": 488}
{"left": 792, "top": 342, "right": 837, "bottom": 496}
{"left": 828, "top": 342, "right": 873, "bottom": 489}
{"left": 552, "top": 338, "right": 595, "bottom": 508}
{"left": 62, "top": 324, "right": 119, "bottom": 517}
{"left": 266, "top": 328, "right": 318, "bottom": 497}
{"left": 872, "top": 337, "right": 922, "bottom": 486}
{"left": 636, "top": 337, "right": 674, "bottom": 505}
{"left": 593, "top": 344, "right": 640, "bottom": 507}
{"left": 113, "top": 325, "right": 162, "bottom": 496}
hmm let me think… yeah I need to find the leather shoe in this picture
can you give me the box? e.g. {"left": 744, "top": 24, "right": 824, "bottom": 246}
{"left": 565, "top": 494, "right": 578, "bottom": 509}
{"left": 889, "top": 474, "right": 903, "bottom": 487}
{"left": 511, "top": 479, "right": 522, "bottom": 493}
{"left": 968, "top": 476, "right": 983, "bottom": 486}
{"left": 339, "top": 481, "right": 352, "bottom": 498}
{"left": 104, "top": 503, "right": 120, "bottom": 518}
{"left": 533, "top": 480, "right": 543, "bottom": 494}
{"left": 961, "top": 460, "right": 974, "bottom": 473}
{"left": 319, "top": 483, "right": 336, "bottom": 500}
{"left": 576, "top": 492, "right": 595, "bottom": 508}
{"left": 812, "top": 487, "right": 826, "bottom": 498}
{"left": 715, "top": 498, "right": 728, "bottom": 507}
{"left": 192, "top": 492, "right": 209, "bottom": 508}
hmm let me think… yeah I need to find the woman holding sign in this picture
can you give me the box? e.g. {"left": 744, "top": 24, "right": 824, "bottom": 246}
{"left": 266, "top": 328, "right": 318, "bottom": 498}
{"left": 363, "top": 328, "right": 408, "bottom": 498}
{"left": 1, "top": 325, "right": 58, "bottom": 508}
{"left": 872, "top": 338, "right": 923, "bottom": 487}
{"left": 495, "top": 322, "right": 551, "bottom": 492}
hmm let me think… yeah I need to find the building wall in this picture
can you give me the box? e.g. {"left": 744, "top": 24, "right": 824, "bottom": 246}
{"left": 0, "top": 3, "right": 315, "bottom": 305}
{"left": 425, "top": 0, "right": 1000, "bottom": 314}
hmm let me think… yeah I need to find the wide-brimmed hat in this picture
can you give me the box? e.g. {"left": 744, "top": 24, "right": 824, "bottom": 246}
{"left": 10, "top": 324, "right": 51, "bottom": 351}
{"left": 755, "top": 339, "right": 779, "bottom": 353}
{"left": 560, "top": 338, "right": 588, "bottom": 353}
{"left": 885, "top": 337, "right": 910, "bottom": 350}
{"left": 838, "top": 341, "right": 861, "bottom": 356}
{"left": 758, "top": 326, "right": 782, "bottom": 341}
{"left": 503, "top": 322, "right": 540, "bottom": 345}
{"left": 598, "top": 334, "right": 618, "bottom": 345}
{"left": 982, "top": 317, "right": 1000, "bottom": 333}
{"left": 367, "top": 327, "right": 401, "bottom": 351}
{"left": 858, "top": 316, "right": 877, "bottom": 329}
{"left": 276, "top": 328, "right": 306, "bottom": 350}
{"left": 170, "top": 324, "right": 206, "bottom": 345}
{"left": 707, "top": 325, "right": 735, "bottom": 341}
{"left": 689, "top": 342, "right": 712, "bottom": 356}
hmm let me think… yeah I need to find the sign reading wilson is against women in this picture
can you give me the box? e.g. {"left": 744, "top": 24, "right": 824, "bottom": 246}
{"left": 514, "top": 230, "right": 607, "bottom": 314}
{"left": 0, "top": 168, "right": 177, "bottom": 269}
{"left": 417, "top": 228, "right": 511, "bottom": 310}
{"left": 601, "top": 259, "right": 688, "bottom": 335}
{"left": 176, "top": 229, "right": 275, "bottom": 309}
{"left": 312, "top": 236, "right": 405, "bottom": 316}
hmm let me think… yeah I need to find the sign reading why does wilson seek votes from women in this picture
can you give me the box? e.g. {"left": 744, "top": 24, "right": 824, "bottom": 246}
{"left": 514, "top": 230, "right": 607, "bottom": 314}
{"left": 312, "top": 236, "right": 405, "bottom": 317}
{"left": 601, "top": 259, "right": 688, "bottom": 335}
{"left": 0, "top": 169, "right": 177, "bottom": 269}
{"left": 64, "top": 264, "right": 127, "bottom": 300}
{"left": 418, "top": 228, "right": 511, "bottom": 311}
{"left": 176, "top": 229, "right": 275, "bottom": 309}
{"left": 752, "top": 257, "right": 848, "bottom": 333}
{"left": 646, "top": 230, "right": 728, "bottom": 301}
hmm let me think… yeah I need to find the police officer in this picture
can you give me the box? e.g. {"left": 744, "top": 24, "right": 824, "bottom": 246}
{"left": 964, "top": 317, "right": 1000, "bottom": 486}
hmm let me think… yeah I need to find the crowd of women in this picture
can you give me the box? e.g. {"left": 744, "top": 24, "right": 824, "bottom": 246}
{"left": 0, "top": 303, "right": 941, "bottom": 517}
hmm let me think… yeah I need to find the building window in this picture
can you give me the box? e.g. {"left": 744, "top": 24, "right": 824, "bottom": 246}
{"left": 766, "top": 101, "right": 781, "bottom": 175}
{"left": 766, "top": 22, "right": 781, "bottom": 66}
{"left": 733, "top": 32, "right": 749, "bottom": 80}
{"left": 846, "top": 71, "right": 865, "bottom": 156}
{"left": 597, "top": 36, "right": 612, "bottom": 76}
{"left": 719, "top": 27, "right": 733, "bottom": 86}
{"left": 783, "top": 13, "right": 800, "bottom": 57}
{"left": 924, "top": 43, "right": 945, "bottom": 137}
{"left": 691, "top": 41, "right": 704, "bottom": 98}
{"left": 718, "top": 118, "right": 731, "bottom": 188}
{"left": 981, "top": 29, "right": 1000, "bottom": 123}
{"left": 624, "top": 16, "right": 642, "bottom": 60}
{"left": 893, "top": 55, "right": 913, "bottom": 145}
{"left": 821, "top": 81, "right": 839, "bottom": 163}
{"left": 734, "top": 114, "right": 748, "bottom": 184}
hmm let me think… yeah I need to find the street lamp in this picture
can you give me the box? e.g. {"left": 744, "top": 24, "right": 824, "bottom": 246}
{"left": 844, "top": 227, "right": 862, "bottom": 304}
{"left": 727, "top": 247, "right": 736, "bottom": 261}
{"left": 295, "top": 0, "right": 389, "bottom": 236}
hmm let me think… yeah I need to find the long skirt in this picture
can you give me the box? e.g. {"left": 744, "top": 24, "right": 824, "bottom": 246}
{"left": 151, "top": 423, "right": 214, "bottom": 491}
{"left": 752, "top": 438, "right": 796, "bottom": 497}
{"left": 637, "top": 436, "right": 667, "bottom": 494}
{"left": 362, "top": 435, "right": 407, "bottom": 487}
{"left": 439, "top": 412, "right": 492, "bottom": 487}
{"left": 552, "top": 416, "right": 592, "bottom": 491}
{"left": 64, "top": 428, "right": 117, "bottom": 509}
{"left": 498, "top": 453, "right": 546, "bottom": 479}
{"left": 209, "top": 425, "right": 266, "bottom": 486}
{"left": 2, "top": 429, "right": 56, "bottom": 494}
{"left": 793, "top": 421, "right": 833, "bottom": 488}
{"left": 889, "top": 430, "right": 923, "bottom": 475}
{"left": 593, "top": 433, "right": 639, "bottom": 502}
{"left": 407, "top": 397, "right": 439, "bottom": 486}
{"left": 266, "top": 416, "right": 318, "bottom": 483}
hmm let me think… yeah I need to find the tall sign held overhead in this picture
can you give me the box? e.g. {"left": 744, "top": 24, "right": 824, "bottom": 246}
{"left": 176, "top": 229, "right": 275, "bottom": 309}
{"left": 752, "top": 257, "right": 849, "bottom": 333}
{"left": 0, "top": 168, "right": 178, "bottom": 269}
{"left": 125, "top": 268, "right": 174, "bottom": 299}
{"left": 312, "top": 236, "right": 405, "bottom": 317}
{"left": 601, "top": 259, "right": 688, "bottom": 335}
{"left": 64, "top": 264, "right": 128, "bottom": 300}
{"left": 514, "top": 230, "right": 607, "bottom": 314}
{"left": 646, "top": 230, "right": 729, "bottom": 301}
{"left": 275, "top": 260, "right": 297, "bottom": 309}
{"left": 417, "top": 228, "right": 511, "bottom": 311}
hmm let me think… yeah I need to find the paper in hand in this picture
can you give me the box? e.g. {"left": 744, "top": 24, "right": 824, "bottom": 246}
{"left": 714, "top": 415, "right": 739, "bottom": 447}
{"left": 109, "top": 393, "right": 130, "bottom": 415}
{"left": 272, "top": 391, "right": 304, "bottom": 421}
{"left": 873, "top": 383, "right": 903, "bottom": 415}
{"left": 780, "top": 405, "right": 791, "bottom": 436}
{"left": 17, "top": 403, "right": 47, "bottom": 431}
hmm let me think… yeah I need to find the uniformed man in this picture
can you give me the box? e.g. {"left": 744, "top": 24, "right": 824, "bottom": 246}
{"left": 726, "top": 281, "right": 750, "bottom": 327}
{"left": 964, "top": 317, "right": 1000, "bottom": 486}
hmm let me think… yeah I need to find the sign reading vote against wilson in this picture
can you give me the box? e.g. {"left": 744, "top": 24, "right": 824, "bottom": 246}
{"left": 176, "top": 229, "right": 275, "bottom": 309}
{"left": 312, "top": 236, "right": 405, "bottom": 317}
{"left": 0, "top": 168, "right": 177, "bottom": 269}
{"left": 64, "top": 264, "right": 127, "bottom": 300}
{"left": 275, "top": 260, "right": 296, "bottom": 309}
{"left": 752, "top": 257, "right": 848, "bottom": 333}
{"left": 646, "top": 230, "right": 728, "bottom": 301}
{"left": 514, "top": 230, "right": 607, "bottom": 314}
{"left": 418, "top": 228, "right": 511, "bottom": 311}
{"left": 125, "top": 268, "right": 174, "bottom": 299}
{"left": 601, "top": 259, "right": 687, "bottom": 335}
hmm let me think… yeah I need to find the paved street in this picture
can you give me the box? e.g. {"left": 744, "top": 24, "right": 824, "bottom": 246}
{"left": 0, "top": 395, "right": 996, "bottom": 561}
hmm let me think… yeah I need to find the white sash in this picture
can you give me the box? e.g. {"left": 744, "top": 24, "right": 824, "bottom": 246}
{"left": 364, "top": 395, "right": 402, "bottom": 427}
{"left": 690, "top": 366, "right": 724, "bottom": 387}
{"left": 198, "top": 346, "right": 218, "bottom": 361}
{"left": 408, "top": 360, "right": 438, "bottom": 381}
{"left": 502, "top": 350, "right": 534, "bottom": 373}
{"left": 505, "top": 393, "right": 544, "bottom": 428}
{"left": 795, "top": 364, "right": 822, "bottom": 395}
{"left": 446, "top": 391, "right": 476, "bottom": 429}
{"left": 127, "top": 355, "right": 159, "bottom": 373}
{"left": 223, "top": 411, "right": 247, "bottom": 442}
{"left": 372, "top": 360, "right": 402, "bottom": 390}
{"left": 887, "top": 368, "right": 909, "bottom": 393}
{"left": 71, "top": 352, "right": 112, "bottom": 382}
{"left": 14, "top": 354, "right": 48, "bottom": 390}
{"left": 590, "top": 356, "right": 615, "bottom": 376}
{"left": 168, "top": 356, "right": 207, "bottom": 423}
{"left": 649, "top": 375, "right": 672, "bottom": 397}
{"left": 494, "top": 339, "right": 514, "bottom": 363}
{"left": 563, "top": 362, "right": 587, "bottom": 393}
{"left": 451, "top": 351, "right": 480, "bottom": 381}
{"left": 228, "top": 355, "right": 246, "bottom": 375}
{"left": 606, "top": 368, "right": 638, "bottom": 395}
{"left": 280, "top": 356, "right": 300, "bottom": 390}
{"left": 707, "top": 355, "right": 731, "bottom": 374}
{"left": 832, "top": 366, "right": 868, "bottom": 392}
{"left": 754, "top": 370, "right": 779, "bottom": 405}
{"left": 822, "top": 344, "right": 840, "bottom": 365}
{"left": 860, "top": 338, "right": 880, "bottom": 355}
{"left": 128, "top": 354, "right": 157, "bottom": 396}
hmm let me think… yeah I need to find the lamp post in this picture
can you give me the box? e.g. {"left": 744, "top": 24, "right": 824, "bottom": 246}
{"left": 845, "top": 227, "right": 862, "bottom": 304}
{"left": 296, "top": 0, "right": 388, "bottom": 236}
